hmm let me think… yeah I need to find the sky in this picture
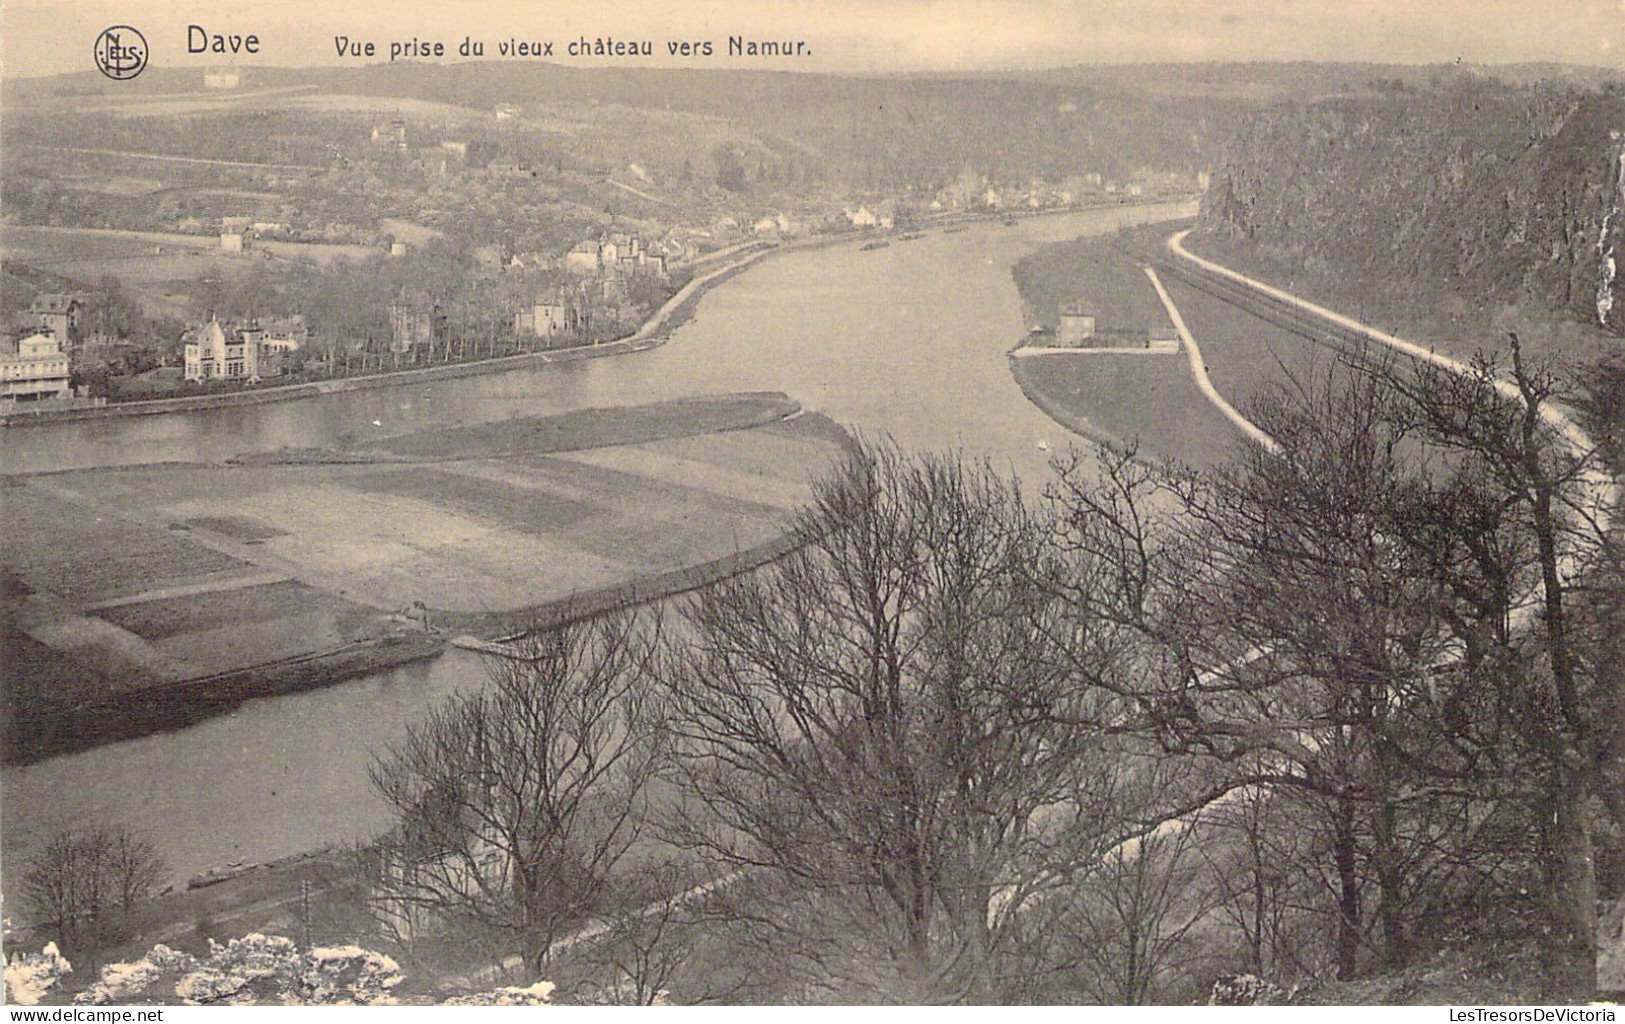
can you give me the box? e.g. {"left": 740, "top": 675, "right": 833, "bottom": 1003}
{"left": 2, "top": 0, "right": 1622, "bottom": 80}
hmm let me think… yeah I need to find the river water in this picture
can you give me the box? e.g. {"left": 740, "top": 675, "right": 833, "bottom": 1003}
{"left": 0, "top": 201, "right": 1196, "bottom": 904}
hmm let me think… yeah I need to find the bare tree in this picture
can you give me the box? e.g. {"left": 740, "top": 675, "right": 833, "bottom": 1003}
{"left": 659, "top": 441, "right": 1147, "bottom": 1002}
{"left": 22, "top": 824, "right": 166, "bottom": 957}
{"left": 1034, "top": 820, "right": 1221, "bottom": 1004}
{"left": 368, "top": 607, "right": 666, "bottom": 976}
{"left": 555, "top": 859, "right": 759, "bottom": 1005}
{"left": 1192, "top": 776, "right": 1327, "bottom": 981}
{"left": 1372, "top": 335, "right": 1622, "bottom": 1001}
{"left": 1047, "top": 338, "right": 1621, "bottom": 998}
{"left": 1048, "top": 359, "right": 1489, "bottom": 981}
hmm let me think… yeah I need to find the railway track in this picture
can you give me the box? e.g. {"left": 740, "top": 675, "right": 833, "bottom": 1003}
{"left": 1115, "top": 235, "right": 1396, "bottom": 367}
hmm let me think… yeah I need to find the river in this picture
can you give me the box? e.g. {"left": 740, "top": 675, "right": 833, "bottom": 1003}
{"left": 0, "top": 200, "right": 1197, "bottom": 905}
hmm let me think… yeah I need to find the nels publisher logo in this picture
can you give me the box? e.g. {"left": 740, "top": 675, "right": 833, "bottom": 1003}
{"left": 93, "top": 25, "right": 148, "bottom": 80}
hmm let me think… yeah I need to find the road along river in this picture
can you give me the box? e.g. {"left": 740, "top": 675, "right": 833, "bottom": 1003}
{"left": 0, "top": 200, "right": 1198, "bottom": 903}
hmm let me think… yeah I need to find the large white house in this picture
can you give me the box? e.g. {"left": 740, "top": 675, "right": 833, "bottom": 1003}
{"left": 0, "top": 329, "right": 72, "bottom": 402}
{"left": 183, "top": 317, "right": 264, "bottom": 382}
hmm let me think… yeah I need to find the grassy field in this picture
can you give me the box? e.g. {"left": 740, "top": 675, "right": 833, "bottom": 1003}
{"left": 1157, "top": 272, "right": 1354, "bottom": 420}
{"left": 1011, "top": 233, "right": 1174, "bottom": 333}
{"left": 1011, "top": 352, "right": 1243, "bottom": 469}
{"left": 0, "top": 225, "right": 376, "bottom": 316}
{"left": 2, "top": 395, "right": 847, "bottom": 752}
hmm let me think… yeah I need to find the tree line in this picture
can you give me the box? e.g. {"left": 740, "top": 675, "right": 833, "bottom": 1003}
{"left": 352, "top": 339, "right": 1620, "bottom": 1004}
{"left": 25, "top": 339, "right": 1619, "bottom": 1004}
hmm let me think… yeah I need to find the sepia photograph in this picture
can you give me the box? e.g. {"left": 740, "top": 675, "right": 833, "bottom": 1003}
{"left": 0, "top": 0, "right": 1622, "bottom": 1010}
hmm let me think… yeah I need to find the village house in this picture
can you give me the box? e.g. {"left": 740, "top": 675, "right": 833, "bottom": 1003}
{"left": 506, "top": 251, "right": 550, "bottom": 271}
{"left": 655, "top": 234, "right": 689, "bottom": 263}
{"left": 513, "top": 298, "right": 575, "bottom": 339}
{"left": 487, "top": 159, "right": 536, "bottom": 179}
{"left": 183, "top": 316, "right": 263, "bottom": 382}
{"left": 257, "top": 315, "right": 309, "bottom": 354}
{"left": 372, "top": 119, "right": 408, "bottom": 151}
{"left": 388, "top": 297, "right": 447, "bottom": 354}
{"left": 565, "top": 241, "right": 601, "bottom": 274}
{"left": 0, "top": 328, "right": 73, "bottom": 403}
{"left": 751, "top": 212, "right": 810, "bottom": 237}
{"left": 563, "top": 234, "right": 667, "bottom": 280}
{"left": 29, "top": 294, "right": 82, "bottom": 351}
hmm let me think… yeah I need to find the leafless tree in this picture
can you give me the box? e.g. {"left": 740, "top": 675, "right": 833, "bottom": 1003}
{"left": 1370, "top": 335, "right": 1622, "bottom": 1001}
{"left": 552, "top": 858, "right": 767, "bottom": 1005}
{"left": 368, "top": 607, "right": 666, "bottom": 976}
{"left": 1035, "top": 819, "right": 1222, "bottom": 1004}
{"left": 658, "top": 440, "right": 1151, "bottom": 1002}
{"left": 1048, "top": 358, "right": 1492, "bottom": 981}
{"left": 22, "top": 824, "right": 166, "bottom": 958}
{"left": 1047, "top": 339, "right": 1621, "bottom": 998}
{"left": 1190, "top": 776, "right": 1327, "bottom": 980}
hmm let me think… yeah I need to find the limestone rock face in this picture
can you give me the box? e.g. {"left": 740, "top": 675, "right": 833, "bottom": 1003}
{"left": 1200, "top": 87, "right": 1625, "bottom": 337}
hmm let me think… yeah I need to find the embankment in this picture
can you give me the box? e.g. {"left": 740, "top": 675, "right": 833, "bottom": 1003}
{"left": 4, "top": 633, "right": 444, "bottom": 766}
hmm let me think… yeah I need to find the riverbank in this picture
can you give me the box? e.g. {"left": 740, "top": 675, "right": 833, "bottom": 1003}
{"left": 4, "top": 633, "right": 445, "bottom": 766}
{"left": 2, "top": 198, "right": 1199, "bottom": 943}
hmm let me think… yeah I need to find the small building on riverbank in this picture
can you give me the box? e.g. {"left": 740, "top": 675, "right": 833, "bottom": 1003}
{"left": 1058, "top": 304, "right": 1096, "bottom": 346}
{"left": 1039, "top": 303, "right": 1178, "bottom": 352}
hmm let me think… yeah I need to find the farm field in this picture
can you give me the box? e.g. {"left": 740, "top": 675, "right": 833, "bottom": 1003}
{"left": 0, "top": 224, "right": 379, "bottom": 315}
{"left": 2, "top": 395, "right": 846, "bottom": 741}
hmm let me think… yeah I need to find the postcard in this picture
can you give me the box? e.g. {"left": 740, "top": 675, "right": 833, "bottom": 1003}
{"left": 2, "top": 0, "right": 1622, "bottom": 1011}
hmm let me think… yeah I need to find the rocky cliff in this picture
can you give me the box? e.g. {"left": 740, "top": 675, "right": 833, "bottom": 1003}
{"left": 1198, "top": 83, "right": 1625, "bottom": 337}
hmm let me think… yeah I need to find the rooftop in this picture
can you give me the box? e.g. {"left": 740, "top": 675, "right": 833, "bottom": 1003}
{"left": 29, "top": 294, "right": 80, "bottom": 314}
